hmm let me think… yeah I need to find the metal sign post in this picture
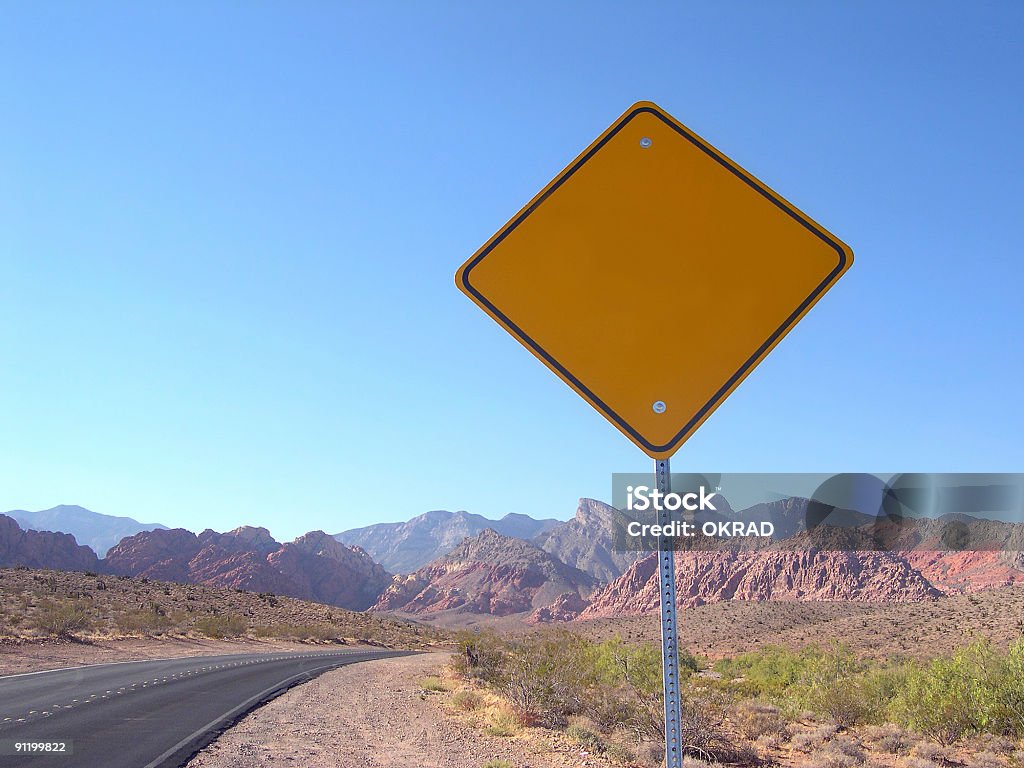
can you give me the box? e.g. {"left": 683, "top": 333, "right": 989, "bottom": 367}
{"left": 656, "top": 458, "right": 683, "bottom": 768}
{"left": 455, "top": 100, "right": 853, "bottom": 766}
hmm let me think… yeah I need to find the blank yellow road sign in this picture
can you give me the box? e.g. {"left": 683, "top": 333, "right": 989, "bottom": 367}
{"left": 456, "top": 101, "right": 853, "bottom": 459}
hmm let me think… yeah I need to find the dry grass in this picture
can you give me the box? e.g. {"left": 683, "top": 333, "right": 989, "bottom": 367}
{"left": 418, "top": 675, "right": 453, "bottom": 693}
{"left": 572, "top": 586, "right": 1024, "bottom": 661}
{"left": 0, "top": 567, "right": 448, "bottom": 649}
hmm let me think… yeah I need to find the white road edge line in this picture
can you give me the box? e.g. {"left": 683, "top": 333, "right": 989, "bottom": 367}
{"left": 141, "top": 656, "right": 382, "bottom": 768}
{"left": 0, "top": 649, "right": 355, "bottom": 680}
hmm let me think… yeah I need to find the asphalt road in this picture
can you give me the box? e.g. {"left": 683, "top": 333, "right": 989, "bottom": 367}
{"left": 0, "top": 647, "right": 411, "bottom": 768}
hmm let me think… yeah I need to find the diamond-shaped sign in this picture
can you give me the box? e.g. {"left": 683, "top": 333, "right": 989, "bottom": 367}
{"left": 456, "top": 101, "right": 853, "bottom": 459}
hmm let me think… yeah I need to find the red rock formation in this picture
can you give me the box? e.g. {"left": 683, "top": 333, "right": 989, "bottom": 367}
{"left": 187, "top": 546, "right": 302, "bottom": 596}
{"left": 529, "top": 591, "right": 591, "bottom": 623}
{"left": 904, "top": 550, "right": 1024, "bottom": 593}
{"left": 0, "top": 515, "right": 101, "bottom": 572}
{"left": 103, "top": 526, "right": 391, "bottom": 610}
{"left": 267, "top": 531, "right": 392, "bottom": 611}
{"left": 105, "top": 528, "right": 203, "bottom": 582}
{"left": 579, "top": 547, "right": 942, "bottom": 619}
{"left": 372, "top": 529, "right": 598, "bottom": 618}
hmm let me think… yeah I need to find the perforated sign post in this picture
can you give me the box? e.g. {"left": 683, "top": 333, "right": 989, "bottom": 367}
{"left": 456, "top": 101, "right": 853, "bottom": 767}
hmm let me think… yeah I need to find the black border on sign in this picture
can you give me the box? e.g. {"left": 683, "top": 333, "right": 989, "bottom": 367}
{"left": 459, "top": 105, "right": 849, "bottom": 455}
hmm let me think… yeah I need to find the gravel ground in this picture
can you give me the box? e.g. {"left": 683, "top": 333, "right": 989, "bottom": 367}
{"left": 186, "top": 653, "right": 602, "bottom": 768}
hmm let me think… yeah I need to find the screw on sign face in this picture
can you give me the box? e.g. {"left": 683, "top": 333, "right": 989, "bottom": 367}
{"left": 455, "top": 101, "right": 854, "bottom": 768}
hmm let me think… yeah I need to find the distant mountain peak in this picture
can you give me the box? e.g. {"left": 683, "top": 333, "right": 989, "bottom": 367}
{"left": 0, "top": 514, "right": 101, "bottom": 572}
{"left": 335, "top": 509, "right": 561, "bottom": 573}
{"left": 372, "top": 528, "right": 597, "bottom": 620}
{"left": 6, "top": 505, "right": 167, "bottom": 558}
{"left": 535, "top": 498, "right": 644, "bottom": 583}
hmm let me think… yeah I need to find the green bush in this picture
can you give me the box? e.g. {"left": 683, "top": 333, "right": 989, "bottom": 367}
{"left": 451, "top": 689, "right": 483, "bottom": 711}
{"left": 566, "top": 723, "right": 606, "bottom": 753}
{"left": 115, "top": 606, "right": 173, "bottom": 635}
{"left": 484, "top": 706, "right": 522, "bottom": 737}
{"left": 29, "top": 599, "right": 93, "bottom": 639}
{"left": 419, "top": 676, "right": 451, "bottom": 692}
{"left": 603, "top": 741, "right": 636, "bottom": 765}
{"left": 889, "top": 643, "right": 992, "bottom": 744}
{"left": 985, "top": 639, "right": 1024, "bottom": 737}
{"left": 800, "top": 644, "right": 873, "bottom": 727}
{"left": 453, "top": 628, "right": 506, "bottom": 683}
{"left": 714, "top": 645, "right": 815, "bottom": 698}
{"left": 449, "top": 629, "right": 747, "bottom": 760}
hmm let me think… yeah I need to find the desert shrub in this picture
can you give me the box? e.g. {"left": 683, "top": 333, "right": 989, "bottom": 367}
{"left": 115, "top": 605, "right": 173, "bottom": 635}
{"left": 890, "top": 644, "right": 991, "bottom": 744}
{"left": 986, "top": 639, "right": 1024, "bottom": 737}
{"left": 566, "top": 723, "right": 606, "bottom": 753}
{"left": 733, "top": 699, "right": 785, "bottom": 740}
{"left": 792, "top": 723, "right": 839, "bottom": 753}
{"left": 603, "top": 740, "right": 636, "bottom": 765}
{"left": 484, "top": 703, "right": 523, "bottom": 737}
{"left": 251, "top": 623, "right": 336, "bottom": 641}
{"left": 583, "top": 637, "right": 667, "bottom": 736}
{"left": 29, "top": 599, "right": 93, "bottom": 638}
{"left": 966, "top": 733, "right": 1016, "bottom": 754}
{"left": 293, "top": 624, "right": 338, "bottom": 641}
{"left": 419, "top": 676, "right": 451, "bottom": 693}
{"left": 969, "top": 752, "right": 1004, "bottom": 768}
{"left": 802, "top": 753, "right": 863, "bottom": 768}
{"left": 450, "top": 629, "right": 747, "bottom": 761}
{"left": 908, "top": 741, "right": 953, "bottom": 762}
{"left": 826, "top": 734, "right": 865, "bottom": 759}
{"left": 498, "top": 630, "right": 598, "bottom": 726}
{"left": 714, "top": 644, "right": 812, "bottom": 698}
{"left": 452, "top": 628, "right": 506, "bottom": 683}
{"left": 451, "top": 689, "right": 483, "bottom": 711}
{"left": 800, "top": 645, "right": 874, "bottom": 727}
{"left": 860, "top": 724, "right": 917, "bottom": 755}
{"left": 677, "top": 691, "right": 756, "bottom": 764}
{"left": 193, "top": 613, "right": 247, "bottom": 638}
{"left": 481, "top": 762, "right": 512, "bottom": 768}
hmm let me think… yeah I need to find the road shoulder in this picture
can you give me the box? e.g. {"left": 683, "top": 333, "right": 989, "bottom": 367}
{"left": 185, "top": 653, "right": 602, "bottom": 768}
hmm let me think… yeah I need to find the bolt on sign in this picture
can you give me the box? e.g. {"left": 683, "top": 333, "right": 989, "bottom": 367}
{"left": 456, "top": 101, "right": 853, "bottom": 459}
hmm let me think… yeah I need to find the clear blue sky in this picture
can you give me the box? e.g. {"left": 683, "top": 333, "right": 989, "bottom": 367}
{"left": 2, "top": 3, "right": 1021, "bottom": 541}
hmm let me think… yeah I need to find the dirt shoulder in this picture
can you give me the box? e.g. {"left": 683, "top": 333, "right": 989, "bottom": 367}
{"left": 0, "top": 636, "right": 355, "bottom": 676}
{"left": 186, "top": 653, "right": 604, "bottom": 768}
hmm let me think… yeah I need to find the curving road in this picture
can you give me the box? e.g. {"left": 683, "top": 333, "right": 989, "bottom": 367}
{"left": 0, "top": 647, "right": 411, "bottom": 768}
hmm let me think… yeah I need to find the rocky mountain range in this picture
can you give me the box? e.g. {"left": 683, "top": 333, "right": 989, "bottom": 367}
{"left": 535, "top": 498, "right": 645, "bottom": 582}
{"left": 105, "top": 526, "right": 391, "bottom": 610}
{"left": 6, "top": 505, "right": 166, "bottom": 557}
{"left": 372, "top": 528, "right": 598, "bottom": 620}
{"left": 336, "top": 509, "right": 560, "bottom": 573}
{"left": 0, "top": 514, "right": 102, "bottom": 572}
{"left": 579, "top": 546, "right": 943, "bottom": 619}
{"left": 0, "top": 514, "right": 390, "bottom": 611}
{"left": 5, "top": 497, "right": 1024, "bottom": 625}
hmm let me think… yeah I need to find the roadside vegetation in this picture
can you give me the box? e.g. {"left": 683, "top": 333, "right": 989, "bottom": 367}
{"left": 448, "top": 629, "right": 1024, "bottom": 767}
{"left": 0, "top": 567, "right": 447, "bottom": 649}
